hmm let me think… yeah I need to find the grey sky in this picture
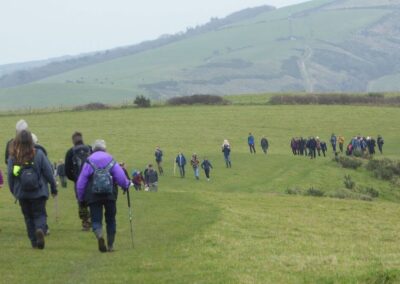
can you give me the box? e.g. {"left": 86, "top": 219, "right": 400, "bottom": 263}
{"left": 0, "top": 0, "right": 309, "bottom": 65}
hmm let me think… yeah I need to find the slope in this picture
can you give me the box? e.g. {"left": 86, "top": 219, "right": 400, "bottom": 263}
{"left": 1, "top": 0, "right": 400, "bottom": 109}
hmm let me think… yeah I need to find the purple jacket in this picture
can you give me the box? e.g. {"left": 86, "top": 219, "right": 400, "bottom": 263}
{"left": 76, "top": 151, "right": 130, "bottom": 202}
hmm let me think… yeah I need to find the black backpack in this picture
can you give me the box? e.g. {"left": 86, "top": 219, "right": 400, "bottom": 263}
{"left": 72, "top": 145, "right": 91, "bottom": 180}
{"left": 19, "top": 162, "right": 41, "bottom": 192}
{"left": 88, "top": 159, "right": 116, "bottom": 195}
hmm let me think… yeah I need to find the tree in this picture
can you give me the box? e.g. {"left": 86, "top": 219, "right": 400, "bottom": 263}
{"left": 134, "top": 95, "right": 151, "bottom": 108}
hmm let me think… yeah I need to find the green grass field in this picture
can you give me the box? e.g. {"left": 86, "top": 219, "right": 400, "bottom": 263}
{"left": 0, "top": 104, "right": 400, "bottom": 283}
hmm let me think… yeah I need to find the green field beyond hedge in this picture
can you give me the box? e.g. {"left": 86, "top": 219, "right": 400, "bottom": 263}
{"left": 0, "top": 104, "right": 400, "bottom": 283}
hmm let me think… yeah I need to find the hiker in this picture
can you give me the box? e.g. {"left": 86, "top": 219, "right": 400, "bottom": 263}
{"left": 65, "top": 131, "right": 92, "bottom": 231}
{"left": 222, "top": 140, "right": 232, "bottom": 168}
{"left": 377, "top": 135, "right": 384, "bottom": 154}
{"left": 7, "top": 130, "right": 57, "bottom": 249}
{"left": 175, "top": 152, "right": 186, "bottom": 178}
{"left": 320, "top": 141, "right": 327, "bottom": 157}
{"left": 154, "top": 146, "right": 164, "bottom": 176}
{"left": 307, "top": 137, "right": 317, "bottom": 159}
{"left": 338, "top": 135, "right": 345, "bottom": 153}
{"left": 0, "top": 168, "right": 3, "bottom": 188}
{"left": 56, "top": 159, "right": 67, "bottom": 188}
{"left": 330, "top": 134, "right": 337, "bottom": 153}
{"left": 144, "top": 164, "right": 158, "bottom": 192}
{"left": 190, "top": 153, "right": 200, "bottom": 180}
{"left": 299, "top": 138, "right": 305, "bottom": 156}
{"left": 201, "top": 158, "right": 213, "bottom": 181}
{"left": 303, "top": 138, "right": 308, "bottom": 156}
{"left": 119, "top": 162, "right": 130, "bottom": 180}
{"left": 248, "top": 133, "right": 256, "bottom": 154}
{"left": 260, "top": 137, "right": 269, "bottom": 154}
{"left": 131, "top": 170, "right": 144, "bottom": 191}
{"left": 290, "top": 138, "right": 297, "bottom": 155}
{"left": 76, "top": 139, "right": 130, "bottom": 252}
{"left": 368, "top": 137, "right": 376, "bottom": 155}
{"left": 316, "top": 137, "right": 321, "bottom": 156}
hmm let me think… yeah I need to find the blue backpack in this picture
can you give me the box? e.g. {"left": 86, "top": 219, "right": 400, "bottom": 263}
{"left": 87, "top": 160, "right": 116, "bottom": 195}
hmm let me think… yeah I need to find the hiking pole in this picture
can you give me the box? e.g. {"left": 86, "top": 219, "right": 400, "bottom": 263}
{"left": 126, "top": 187, "right": 134, "bottom": 248}
{"left": 54, "top": 195, "right": 59, "bottom": 222}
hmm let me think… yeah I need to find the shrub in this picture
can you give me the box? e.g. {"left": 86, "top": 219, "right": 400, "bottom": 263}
{"left": 361, "top": 187, "right": 380, "bottom": 198}
{"left": 167, "top": 94, "right": 229, "bottom": 105}
{"left": 366, "top": 159, "right": 400, "bottom": 181}
{"left": 326, "top": 188, "right": 353, "bottom": 199}
{"left": 73, "top": 103, "right": 109, "bottom": 111}
{"left": 344, "top": 175, "right": 355, "bottom": 189}
{"left": 338, "top": 156, "right": 363, "bottom": 169}
{"left": 134, "top": 95, "right": 151, "bottom": 108}
{"left": 268, "top": 93, "right": 400, "bottom": 106}
{"left": 305, "top": 187, "right": 324, "bottom": 197}
{"left": 285, "top": 187, "right": 303, "bottom": 195}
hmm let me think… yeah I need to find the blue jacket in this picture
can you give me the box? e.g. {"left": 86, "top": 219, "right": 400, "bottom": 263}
{"left": 8, "top": 149, "right": 57, "bottom": 200}
{"left": 248, "top": 135, "right": 255, "bottom": 145}
{"left": 176, "top": 154, "right": 186, "bottom": 166}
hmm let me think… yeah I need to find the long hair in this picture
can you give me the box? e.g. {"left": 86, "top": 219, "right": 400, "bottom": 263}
{"left": 12, "top": 130, "right": 35, "bottom": 165}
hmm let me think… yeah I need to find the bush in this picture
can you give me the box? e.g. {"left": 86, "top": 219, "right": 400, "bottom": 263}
{"left": 285, "top": 187, "right": 303, "bottom": 195}
{"left": 366, "top": 159, "right": 400, "bottom": 181}
{"left": 361, "top": 187, "right": 380, "bottom": 198}
{"left": 305, "top": 187, "right": 324, "bottom": 197}
{"left": 73, "top": 103, "right": 109, "bottom": 111}
{"left": 337, "top": 156, "right": 363, "bottom": 169}
{"left": 134, "top": 95, "right": 151, "bottom": 108}
{"left": 167, "top": 94, "right": 229, "bottom": 105}
{"left": 344, "top": 175, "right": 355, "bottom": 189}
{"left": 268, "top": 93, "right": 400, "bottom": 106}
{"left": 326, "top": 188, "right": 354, "bottom": 199}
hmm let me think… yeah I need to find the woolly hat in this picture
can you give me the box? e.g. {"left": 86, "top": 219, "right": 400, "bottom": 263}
{"left": 16, "top": 119, "right": 28, "bottom": 133}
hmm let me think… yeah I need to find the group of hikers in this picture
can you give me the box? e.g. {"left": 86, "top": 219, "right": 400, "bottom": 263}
{"left": 0, "top": 119, "right": 237, "bottom": 252}
{"left": 346, "top": 135, "right": 384, "bottom": 156}
{"left": 0, "top": 119, "right": 386, "bottom": 253}
{"left": 3, "top": 120, "right": 130, "bottom": 252}
{"left": 290, "top": 134, "right": 384, "bottom": 159}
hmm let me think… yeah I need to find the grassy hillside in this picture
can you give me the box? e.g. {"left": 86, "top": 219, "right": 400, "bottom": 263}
{"left": 1, "top": 0, "right": 400, "bottom": 109}
{"left": 0, "top": 104, "right": 400, "bottom": 283}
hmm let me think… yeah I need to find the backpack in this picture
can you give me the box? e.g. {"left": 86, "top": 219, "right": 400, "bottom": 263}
{"left": 88, "top": 159, "right": 116, "bottom": 195}
{"left": 72, "top": 145, "right": 91, "bottom": 180}
{"left": 19, "top": 162, "right": 41, "bottom": 192}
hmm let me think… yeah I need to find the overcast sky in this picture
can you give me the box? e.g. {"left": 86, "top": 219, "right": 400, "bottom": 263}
{"left": 0, "top": 0, "right": 310, "bottom": 65}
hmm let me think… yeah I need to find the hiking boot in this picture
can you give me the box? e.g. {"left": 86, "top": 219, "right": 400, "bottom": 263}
{"left": 107, "top": 234, "right": 115, "bottom": 252}
{"left": 96, "top": 237, "right": 106, "bottom": 253}
{"left": 35, "top": 229, "right": 45, "bottom": 250}
{"left": 94, "top": 229, "right": 107, "bottom": 253}
{"left": 107, "top": 245, "right": 115, "bottom": 252}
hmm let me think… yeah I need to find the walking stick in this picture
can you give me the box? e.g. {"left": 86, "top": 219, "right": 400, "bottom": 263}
{"left": 126, "top": 188, "right": 134, "bottom": 248}
{"left": 54, "top": 195, "right": 59, "bottom": 223}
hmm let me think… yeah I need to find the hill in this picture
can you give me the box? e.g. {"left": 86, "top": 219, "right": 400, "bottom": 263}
{"left": 0, "top": 103, "right": 400, "bottom": 282}
{"left": 1, "top": 0, "right": 400, "bottom": 109}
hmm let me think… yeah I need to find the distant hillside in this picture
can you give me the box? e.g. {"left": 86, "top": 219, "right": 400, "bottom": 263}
{"left": 1, "top": 0, "right": 400, "bottom": 109}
